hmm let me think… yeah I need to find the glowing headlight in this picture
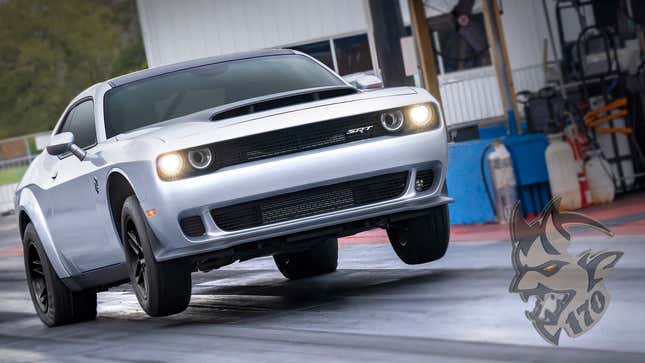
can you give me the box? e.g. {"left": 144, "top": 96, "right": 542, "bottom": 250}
{"left": 157, "top": 153, "right": 183, "bottom": 178}
{"left": 408, "top": 104, "right": 432, "bottom": 127}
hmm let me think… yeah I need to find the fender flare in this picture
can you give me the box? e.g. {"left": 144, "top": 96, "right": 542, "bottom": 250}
{"left": 16, "top": 187, "right": 74, "bottom": 279}
{"left": 105, "top": 168, "right": 138, "bottom": 240}
{"left": 104, "top": 166, "right": 158, "bottom": 244}
{"left": 106, "top": 166, "right": 149, "bottom": 204}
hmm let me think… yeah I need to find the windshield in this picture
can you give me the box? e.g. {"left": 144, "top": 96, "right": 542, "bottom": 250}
{"left": 104, "top": 55, "right": 345, "bottom": 137}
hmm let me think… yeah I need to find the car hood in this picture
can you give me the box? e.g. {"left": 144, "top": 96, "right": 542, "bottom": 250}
{"left": 116, "top": 87, "right": 423, "bottom": 147}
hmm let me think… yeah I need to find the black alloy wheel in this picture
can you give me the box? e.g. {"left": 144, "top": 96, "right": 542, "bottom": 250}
{"left": 125, "top": 220, "right": 149, "bottom": 301}
{"left": 120, "top": 195, "right": 192, "bottom": 317}
{"left": 27, "top": 243, "right": 48, "bottom": 313}
{"left": 22, "top": 222, "right": 97, "bottom": 326}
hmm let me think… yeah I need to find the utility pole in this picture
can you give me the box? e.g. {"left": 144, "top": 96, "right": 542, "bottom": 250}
{"left": 408, "top": 0, "right": 442, "bottom": 103}
{"left": 481, "top": 0, "right": 521, "bottom": 134}
{"left": 366, "top": 0, "right": 414, "bottom": 87}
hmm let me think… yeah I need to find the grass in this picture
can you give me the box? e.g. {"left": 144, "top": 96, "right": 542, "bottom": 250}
{"left": 0, "top": 165, "right": 27, "bottom": 185}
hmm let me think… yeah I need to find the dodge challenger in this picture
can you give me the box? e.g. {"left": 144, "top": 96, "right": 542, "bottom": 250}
{"left": 15, "top": 49, "right": 451, "bottom": 326}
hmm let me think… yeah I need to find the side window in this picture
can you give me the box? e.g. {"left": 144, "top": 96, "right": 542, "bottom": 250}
{"left": 59, "top": 100, "right": 97, "bottom": 149}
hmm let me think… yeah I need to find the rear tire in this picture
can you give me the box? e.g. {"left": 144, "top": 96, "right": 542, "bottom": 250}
{"left": 121, "top": 196, "right": 192, "bottom": 317}
{"left": 23, "top": 223, "right": 97, "bottom": 326}
{"left": 274, "top": 238, "right": 338, "bottom": 280}
{"left": 387, "top": 205, "right": 450, "bottom": 264}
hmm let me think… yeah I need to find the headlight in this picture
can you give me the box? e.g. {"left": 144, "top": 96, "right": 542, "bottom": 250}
{"left": 408, "top": 104, "right": 432, "bottom": 127}
{"left": 157, "top": 153, "right": 183, "bottom": 179}
{"left": 187, "top": 147, "right": 213, "bottom": 170}
{"left": 380, "top": 110, "right": 405, "bottom": 132}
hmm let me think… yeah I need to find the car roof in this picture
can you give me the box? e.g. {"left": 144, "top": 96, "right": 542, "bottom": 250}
{"left": 107, "top": 48, "right": 296, "bottom": 88}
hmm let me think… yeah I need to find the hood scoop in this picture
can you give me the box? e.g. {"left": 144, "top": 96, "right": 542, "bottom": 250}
{"left": 210, "top": 86, "right": 357, "bottom": 121}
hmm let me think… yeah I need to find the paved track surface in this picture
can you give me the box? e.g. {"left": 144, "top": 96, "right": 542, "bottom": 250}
{"left": 0, "top": 215, "right": 644, "bottom": 363}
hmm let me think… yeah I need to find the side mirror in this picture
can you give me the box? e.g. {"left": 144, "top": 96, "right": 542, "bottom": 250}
{"left": 46, "top": 132, "right": 73, "bottom": 156}
{"left": 354, "top": 75, "right": 383, "bottom": 90}
{"left": 343, "top": 73, "right": 384, "bottom": 90}
{"left": 46, "top": 132, "right": 86, "bottom": 161}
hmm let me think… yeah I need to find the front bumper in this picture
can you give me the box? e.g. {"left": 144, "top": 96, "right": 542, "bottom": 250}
{"left": 142, "top": 128, "right": 450, "bottom": 262}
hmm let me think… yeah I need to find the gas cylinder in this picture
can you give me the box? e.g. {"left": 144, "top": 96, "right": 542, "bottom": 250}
{"left": 545, "top": 133, "right": 581, "bottom": 210}
{"left": 585, "top": 150, "right": 615, "bottom": 204}
{"left": 488, "top": 142, "right": 518, "bottom": 223}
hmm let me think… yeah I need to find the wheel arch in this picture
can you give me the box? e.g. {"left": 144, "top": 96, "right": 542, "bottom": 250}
{"left": 106, "top": 170, "right": 136, "bottom": 245}
{"left": 15, "top": 187, "right": 73, "bottom": 279}
{"left": 18, "top": 209, "right": 31, "bottom": 240}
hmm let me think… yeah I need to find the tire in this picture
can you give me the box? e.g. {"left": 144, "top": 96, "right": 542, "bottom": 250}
{"left": 386, "top": 205, "right": 450, "bottom": 265}
{"left": 274, "top": 238, "right": 338, "bottom": 280}
{"left": 23, "top": 223, "right": 97, "bottom": 326}
{"left": 121, "top": 196, "right": 192, "bottom": 317}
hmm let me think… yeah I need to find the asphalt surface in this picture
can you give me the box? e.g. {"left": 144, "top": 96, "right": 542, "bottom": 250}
{"left": 0, "top": 215, "right": 644, "bottom": 363}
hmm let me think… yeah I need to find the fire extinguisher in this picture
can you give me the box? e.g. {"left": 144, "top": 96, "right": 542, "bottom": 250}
{"left": 578, "top": 173, "right": 591, "bottom": 207}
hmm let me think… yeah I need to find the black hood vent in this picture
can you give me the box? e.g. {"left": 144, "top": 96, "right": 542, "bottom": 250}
{"left": 210, "top": 86, "right": 357, "bottom": 121}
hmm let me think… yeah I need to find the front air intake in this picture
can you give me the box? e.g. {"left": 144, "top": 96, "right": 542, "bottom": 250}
{"left": 414, "top": 169, "right": 435, "bottom": 192}
{"left": 211, "top": 172, "right": 409, "bottom": 231}
{"left": 180, "top": 216, "right": 206, "bottom": 237}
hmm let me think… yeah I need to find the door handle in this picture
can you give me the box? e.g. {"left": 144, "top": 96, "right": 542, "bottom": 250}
{"left": 51, "top": 170, "right": 58, "bottom": 180}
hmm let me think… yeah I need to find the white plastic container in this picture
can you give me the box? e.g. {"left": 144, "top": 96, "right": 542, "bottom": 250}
{"left": 546, "top": 133, "right": 581, "bottom": 210}
{"left": 488, "top": 142, "right": 518, "bottom": 223}
{"left": 585, "top": 151, "right": 615, "bottom": 204}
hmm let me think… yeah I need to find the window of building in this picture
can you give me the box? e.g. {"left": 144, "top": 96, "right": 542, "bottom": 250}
{"left": 405, "top": 12, "right": 491, "bottom": 75}
{"left": 334, "top": 34, "right": 373, "bottom": 76}
{"left": 288, "top": 33, "right": 373, "bottom": 76}
{"left": 290, "top": 41, "right": 334, "bottom": 70}
{"left": 434, "top": 13, "right": 491, "bottom": 73}
{"left": 289, "top": 13, "right": 492, "bottom": 79}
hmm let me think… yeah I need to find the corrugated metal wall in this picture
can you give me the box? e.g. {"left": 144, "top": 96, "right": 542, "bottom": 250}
{"left": 439, "top": 68, "right": 503, "bottom": 126}
{"left": 137, "top": 0, "right": 367, "bottom": 66}
{"left": 439, "top": 64, "right": 546, "bottom": 127}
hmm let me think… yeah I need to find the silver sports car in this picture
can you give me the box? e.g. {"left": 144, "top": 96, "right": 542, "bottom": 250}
{"left": 15, "top": 49, "right": 451, "bottom": 326}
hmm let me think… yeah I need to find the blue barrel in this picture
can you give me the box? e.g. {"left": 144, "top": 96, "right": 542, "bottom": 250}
{"left": 504, "top": 133, "right": 551, "bottom": 217}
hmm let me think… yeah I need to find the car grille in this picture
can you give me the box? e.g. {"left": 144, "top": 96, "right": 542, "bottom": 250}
{"left": 211, "top": 172, "right": 409, "bottom": 231}
{"left": 211, "top": 113, "right": 390, "bottom": 171}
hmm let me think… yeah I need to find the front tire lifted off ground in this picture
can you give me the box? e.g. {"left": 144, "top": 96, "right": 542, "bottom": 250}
{"left": 386, "top": 205, "right": 450, "bottom": 264}
{"left": 121, "top": 196, "right": 192, "bottom": 317}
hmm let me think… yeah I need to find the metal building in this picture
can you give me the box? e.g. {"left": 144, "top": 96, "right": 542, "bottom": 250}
{"left": 136, "top": 0, "right": 565, "bottom": 127}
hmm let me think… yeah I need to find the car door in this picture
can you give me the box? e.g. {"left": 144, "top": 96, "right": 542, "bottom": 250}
{"left": 45, "top": 99, "right": 122, "bottom": 273}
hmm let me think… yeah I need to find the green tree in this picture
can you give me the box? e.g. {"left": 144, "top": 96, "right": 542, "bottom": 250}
{"left": 0, "top": 0, "right": 147, "bottom": 138}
